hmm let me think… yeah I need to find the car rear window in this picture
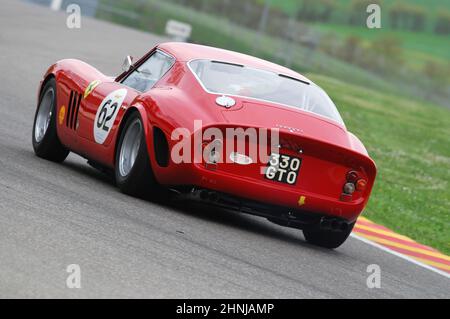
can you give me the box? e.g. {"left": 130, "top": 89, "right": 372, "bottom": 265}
{"left": 188, "top": 59, "right": 344, "bottom": 125}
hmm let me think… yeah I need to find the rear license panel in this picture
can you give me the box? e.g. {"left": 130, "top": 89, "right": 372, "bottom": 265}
{"left": 264, "top": 153, "right": 302, "bottom": 185}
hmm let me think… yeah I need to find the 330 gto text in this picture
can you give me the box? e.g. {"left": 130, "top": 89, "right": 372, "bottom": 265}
{"left": 265, "top": 153, "right": 302, "bottom": 185}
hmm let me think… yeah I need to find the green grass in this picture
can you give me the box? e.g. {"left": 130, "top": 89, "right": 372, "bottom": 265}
{"left": 265, "top": 0, "right": 449, "bottom": 31}
{"left": 264, "top": 0, "right": 450, "bottom": 71}
{"left": 309, "top": 73, "right": 450, "bottom": 254}
{"left": 267, "top": 0, "right": 449, "bottom": 12}
{"left": 313, "top": 23, "right": 450, "bottom": 71}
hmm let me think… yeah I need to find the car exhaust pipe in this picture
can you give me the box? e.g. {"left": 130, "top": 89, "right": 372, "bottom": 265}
{"left": 320, "top": 217, "right": 349, "bottom": 232}
{"left": 208, "top": 191, "right": 219, "bottom": 202}
{"left": 199, "top": 189, "right": 209, "bottom": 200}
{"left": 189, "top": 188, "right": 220, "bottom": 202}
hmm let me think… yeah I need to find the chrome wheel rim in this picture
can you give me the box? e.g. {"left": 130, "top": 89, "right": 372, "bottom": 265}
{"left": 34, "top": 88, "right": 54, "bottom": 143}
{"left": 119, "top": 119, "right": 142, "bottom": 177}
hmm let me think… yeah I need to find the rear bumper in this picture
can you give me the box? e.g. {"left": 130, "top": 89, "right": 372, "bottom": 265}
{"left": 159, "top": 162, "right": 369, "bottom": 222}
{"left": 171, "top": 187, "right": 353, "bottom": 232}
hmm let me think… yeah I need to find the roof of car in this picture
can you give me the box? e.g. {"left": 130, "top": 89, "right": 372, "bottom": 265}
{"left": 158, "top": 42, "right": 311, "bottom": 84}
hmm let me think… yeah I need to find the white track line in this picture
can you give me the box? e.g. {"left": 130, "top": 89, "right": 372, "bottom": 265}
{"left": 350, "top": 233, "right": 450, "bottom": 279}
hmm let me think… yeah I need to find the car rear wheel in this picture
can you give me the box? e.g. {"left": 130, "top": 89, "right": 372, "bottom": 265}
{"left": 32, "top": 78, "right": 69, "bottom": 162}
{"left": 115, "top": 112, "right": 158, "bottom": 198}
{"left": 302, "top": 222, "right": 355, "bottom": 249}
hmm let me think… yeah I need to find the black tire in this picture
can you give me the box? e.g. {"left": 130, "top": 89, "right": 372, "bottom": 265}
{"left": 302, "top": 222, "right": 355, "bottom": 249}
{"left": 32, "top": 78, "right": 69, "bottom": 162}
{"left": 115, "top": 112, "right": 158, "bottom": 198}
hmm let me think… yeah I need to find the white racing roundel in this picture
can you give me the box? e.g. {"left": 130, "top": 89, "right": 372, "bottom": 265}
{"left": 94, "top": 88, "right": 127, "bottom": 144}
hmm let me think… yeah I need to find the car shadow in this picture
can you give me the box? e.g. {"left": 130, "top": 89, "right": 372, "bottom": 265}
{"left": 58, "top": 156, "right": 338, "bottom": 254}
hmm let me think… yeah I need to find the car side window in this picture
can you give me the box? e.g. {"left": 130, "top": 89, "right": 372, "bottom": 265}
{"left": 122, "top": 51, "right": 174, "bottom": 92}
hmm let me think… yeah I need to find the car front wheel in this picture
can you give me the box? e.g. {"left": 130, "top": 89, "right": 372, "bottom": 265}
{"left": 32, "top": 78, "right": 69, "bottom": 162}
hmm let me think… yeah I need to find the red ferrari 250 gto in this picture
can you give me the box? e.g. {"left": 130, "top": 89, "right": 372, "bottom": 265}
{"left": 32, "top": 42, "right": 376, "bottom": 248}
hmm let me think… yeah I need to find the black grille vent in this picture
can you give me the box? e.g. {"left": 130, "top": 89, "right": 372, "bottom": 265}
{"left": 66, "top": 90, "right": 81, "bottom": 130}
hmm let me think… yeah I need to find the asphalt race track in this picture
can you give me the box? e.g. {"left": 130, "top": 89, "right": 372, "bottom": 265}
{"left": 0, "top": 0, "right": 448, "bottom": 298}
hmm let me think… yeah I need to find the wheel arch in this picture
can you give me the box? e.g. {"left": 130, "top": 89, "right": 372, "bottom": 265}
{"left": 113, "top": 104, "right": 152, "bottom": 166}
{"left": 113, "top": 102, "right": 172, "bottom": 183}
{"left": 37, "top": 73, "right": 56, "bottom": 108}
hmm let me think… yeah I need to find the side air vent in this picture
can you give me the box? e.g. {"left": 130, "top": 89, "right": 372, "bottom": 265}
{"left": 153, "top": 127, "right": 169, "bottom": 167}
{"left": 66, "top": 90, "right": 82, "bottom": 130}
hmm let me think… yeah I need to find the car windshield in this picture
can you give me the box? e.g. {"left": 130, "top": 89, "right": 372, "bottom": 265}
{"left": 189, "top": 59, "right": 344, "bottom": 125}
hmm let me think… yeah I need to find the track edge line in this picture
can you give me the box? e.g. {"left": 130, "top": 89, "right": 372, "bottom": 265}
{"left": 350, "top": 233, "right": 450, "bottom": 279}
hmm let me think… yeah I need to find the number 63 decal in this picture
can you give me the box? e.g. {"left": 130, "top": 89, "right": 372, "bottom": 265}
{"left": 94, "top": 88, "right": 127, "bottom": 144}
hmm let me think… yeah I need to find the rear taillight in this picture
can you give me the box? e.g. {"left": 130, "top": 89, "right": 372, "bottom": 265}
{"left": 356, "top": 179, "right": 367, "bottom": 191}
{"left": 346, "top": 170, "right": 359, "bottom": 183}
{"left": 341, "top": 170, "right": 367, "bottom": 200}
{"left": 343, "top": 182, "right": 356, "bottom": 195}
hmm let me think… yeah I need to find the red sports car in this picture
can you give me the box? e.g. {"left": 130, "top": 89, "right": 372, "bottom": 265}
{"left": 32, "top": 42, "right": 376, "bottom": 248}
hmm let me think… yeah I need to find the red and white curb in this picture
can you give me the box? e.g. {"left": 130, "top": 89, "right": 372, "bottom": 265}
{"left": 352, "top": 216, "right": 450, "bottom": 278}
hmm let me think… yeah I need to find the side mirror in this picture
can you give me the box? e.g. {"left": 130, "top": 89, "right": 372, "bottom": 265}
{"left": 122, "top": 55, "right": 134, "bottom": 72}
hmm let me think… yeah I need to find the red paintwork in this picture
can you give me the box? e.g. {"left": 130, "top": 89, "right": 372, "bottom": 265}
{"left": 37, "top": 42, "right": 376, "bottom": 222}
